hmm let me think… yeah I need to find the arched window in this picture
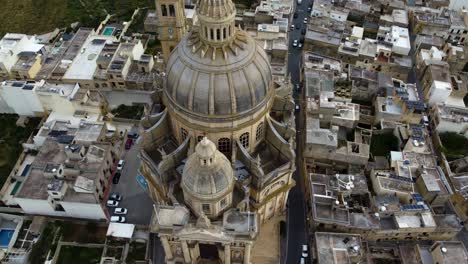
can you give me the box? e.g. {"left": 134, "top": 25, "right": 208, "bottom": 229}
{"left": 197, "top": 136, "right": 204, "bottom": 142}
{"left": 169, "top": 5, "right": 175, "bottom": 17}
{"left": 218, "top": 138, "right": 231, "bottom": 153}
{"left": 210, "top": 29, "right": 214, "bottom": 40}
{"left": 256, "top": 122, "right": 264, "bottom": 141}
{"left": 102, "top": 82, "right": 108, "bottom": 88}
{"left": 223, "top": 28, "right": 226, "bottom": 39}
{"left": 161, "top": 5, "right": 168, "bottom": 16}
{"left": 216, "top": 28, "right": 220, "bottom": 40}
{"left": 181, "top": 127, "right": 188, "bottom": 141}
{"left": 205, "top": 27, "right": 208, "bottom": 39}
{"left": 240, "top": 132, "right": 250, "bottom": 149}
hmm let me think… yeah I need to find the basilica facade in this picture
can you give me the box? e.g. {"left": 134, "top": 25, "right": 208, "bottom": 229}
{"left": 140, "top": 0, "right": 297, "bottom": 262}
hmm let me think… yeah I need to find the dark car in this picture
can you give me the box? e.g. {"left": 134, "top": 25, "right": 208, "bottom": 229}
{"left": 127, "top": 132, "right": 139, "bottom": 139}
{"left": 301, "top": 28, "right": 306, "bottom": 35}
{"left": 294, "top": 12, "right": 298, "bottom": 18}
{"left": 125, "top": 138, "right": 133, "bottom": 150}
{"left": 296, "top": 23, "right": 301, "bottom": 30}
{"left": 113, "top": 172, "right": 121, "bottom": 184}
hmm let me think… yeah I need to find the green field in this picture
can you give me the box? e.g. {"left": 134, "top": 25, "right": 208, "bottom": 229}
{"left": 57, "top": 246, "right": 103, "bottom": 264}
{"left": 439, "top": 132, "right": 468, "bottom": 161}
{"left": 370, "top": 132, "right": 400, "bottom": 157}
{"left": 0, "top": 114, "right": 40, "bottom": 187}
{"left": 0, "top": 0, "right": 152, "bottom": 38}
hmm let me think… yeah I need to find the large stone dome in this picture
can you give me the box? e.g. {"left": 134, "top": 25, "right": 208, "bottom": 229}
{"left": 181, "top": 138, "right": 235, "bottom": 200}
{"left": 164, "top": 0, "right": 273, "bottom": 119}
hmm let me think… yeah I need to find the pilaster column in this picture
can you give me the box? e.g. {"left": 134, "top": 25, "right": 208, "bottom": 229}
{"left": 160, "top": 236, "right": 173, "bottom": 260}
{"left": 224, "top": 244, "right": 231, "bottom": 264}
{"left": 243, "top": 243, "right": 252, "bottom": 264}
{"left": 181, "top": 240, "right": 191, "bottom": 263}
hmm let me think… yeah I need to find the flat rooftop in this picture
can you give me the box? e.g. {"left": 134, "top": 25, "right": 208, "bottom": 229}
{"left": 431, "top": 241, "right": 468, "bottom": 263}
{"left": 15, "top": 138, "right": 110, "bottom": 204}
{"left": 63, "top": 35, "right": 115, "bottom": 80}
{"left": 315, "top": 232, "right": 362, "bottom": 264}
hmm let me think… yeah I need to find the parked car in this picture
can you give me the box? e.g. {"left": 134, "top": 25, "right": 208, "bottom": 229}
{"left": 110, "top": 216, "right": 126, "bottom": 223}
{"left": 113, "top": 172, "right": 121, "bottom": 184}
{"left": 422, "top": 115, "right": 429, "bottom": 126}
{"left": 127, "top": 132, "right": 139, "bottom": 139}
{"left": 290, "top": 24, "right": 295, "bottom": 30}
{"left": 292, "top": 40, "right": 298, "bottom": 47}
{"left": 300, "top": 257, "right": 305, "bottom": 264}
{"left": 117, "top": 159, "right": 125, "bottom": 171}
{"left": 114, "top": 208, "right": 128, "bottom": 215}
{"left": 110, "top": 193, "right": 122, "bottom": 201}
{"left": 302, "top": 244, "right": 309, "bottom": 258}
{"left": 303, "top": 17, "right": 308, "bottom": 24}
{"left": 125, "top": 138, "right": 133, "bottom": 150}
{"left": 294, "top": 12, "right": 298, "bottom": 18}
{"left": 107, "top": 200, "right": 119, "bottom": 207}
{"left": 301, "top": 28, "right": 306, "bottom": 35}
{"left": 307, "top": 6, "right": 312, "bottom": 11}
{"left": 298, "top": 43, "right": 303, "bottom": 48}
{"left": 297, "top": 0, "right": 302, "bottom": 5}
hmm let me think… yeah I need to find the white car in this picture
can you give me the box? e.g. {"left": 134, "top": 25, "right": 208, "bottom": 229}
{"left": 297, "top": 0, "right": 302, "bottom": 5}
{"left": 290, "top": 24, "right": 295, "bottom": 31}
{"left": 107, "top": 200, "right": 119, "bottom": 207}
{"left": 117, "top": 159, "right": 125, "bottom": 171}
{"left": 110, "top": 216, "right": 126, "bottom": 223}
{"left": 114, "top": 208, "right": 128, "bottom": 215}
{"left": 302, "top": 244, "right": 309, "bottom": 258}
{"left": 109, "top": 193, "right": 122, "bottom": 201}
{"left": 300, "top": 257, "right": 305, "bottom": 264}
{"left": 303, "top": 18, "right": 308, "bottom": 24}
{"left": 298, "top": 43, "right": 303, "bottom": 48}
{"left": 293, "top": 40, "right": 298, "bottom": 47}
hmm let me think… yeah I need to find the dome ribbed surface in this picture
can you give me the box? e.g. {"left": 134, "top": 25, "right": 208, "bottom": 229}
{"left": 181, "top": 138, "right": 234, "bottom": 199}
{"left": 164, "top": 32, "right": 273, "bottom": 116}
{"left": 197, "top": 0, "right": 236, "bottom": 19}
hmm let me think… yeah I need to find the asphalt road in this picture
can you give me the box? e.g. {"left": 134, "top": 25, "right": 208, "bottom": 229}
{"left": 284, "top": 1, "right": 311, "bottom": 264}
{"left": 108, "top": 137, "right": 154, "bottom": 226}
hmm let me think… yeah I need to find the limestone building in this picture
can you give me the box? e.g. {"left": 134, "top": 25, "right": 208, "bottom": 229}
{"left": 140, "top": 0, "right": 296, "bottom": 263}
{"left": 155, "top": 0, "right": 187, "bottom": 61}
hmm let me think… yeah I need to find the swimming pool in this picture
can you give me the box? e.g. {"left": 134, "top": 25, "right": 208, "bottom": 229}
{"left": 0, "top": 229, "right": 14, "bottom": 248}
{"left": 102, "top": 27, "right": 115, "bottom": 36}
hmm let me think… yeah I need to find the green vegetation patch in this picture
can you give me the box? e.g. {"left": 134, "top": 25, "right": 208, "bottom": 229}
{"left": 56, "top": 245, "right": 103, "bottom": 264}
{"left": 439, "top": 132, "right": 468, "bottom": 161}
{"left": 111, "top": 104, "right": 145, "bottom": 120}
{"left": 58, "top": 221, "right": 106, "bottom": 243}
{"left": 126, "top": 241, "right": 147, "bottom": 263}
{"left": 0, "top": 114, "right": 40, "bottom": 187}
{"left": 370, "top": 132, "right": 399, "bottom": 157}
{"left": 0, "top": 0, "right": 152, "bottom": 38}
{"left": 29, "top": 223, "right": 59, "bottom": 264}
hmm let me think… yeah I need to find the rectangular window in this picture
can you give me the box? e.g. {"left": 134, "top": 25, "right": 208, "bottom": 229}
{"left": 220, "top": 198, "right": 226, "bottom": 208}
{"left": 202, "top": 204, "right": 211, "bottom": 213}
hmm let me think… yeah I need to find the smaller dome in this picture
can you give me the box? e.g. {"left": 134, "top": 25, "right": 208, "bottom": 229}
{"left": 181, "top": 138, "right": 234, "bottom": 200}
{"left": 195, "top": 138, "right": 217, "bottom": 161}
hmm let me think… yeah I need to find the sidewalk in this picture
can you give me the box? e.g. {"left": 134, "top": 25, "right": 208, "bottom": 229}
{"left": 251, "top": 215, "right": 285, "bottom": 264}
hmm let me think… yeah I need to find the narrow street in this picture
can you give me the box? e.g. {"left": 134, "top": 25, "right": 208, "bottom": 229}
{"left": 284, "top": 1, "right": 312, "bottom": 263}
